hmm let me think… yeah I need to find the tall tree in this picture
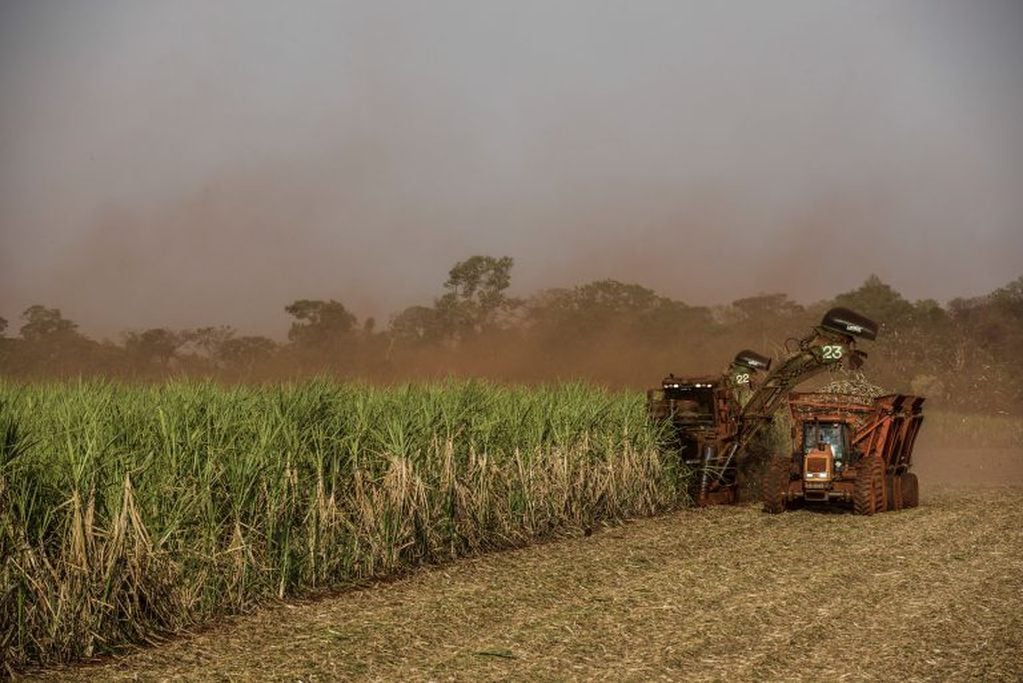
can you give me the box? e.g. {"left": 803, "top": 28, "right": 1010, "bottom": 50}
{"left": 285, "top": 299, "right": 358, "bottom": 361}
{"left": 19, "top": 305, "right": 79, "bottom": 342}
{"left": 832, "top": 275, "right": 914, "bottom": 329}
{"left": 216, "top": 336, "right": 278, "bottom": 373}
{"left": 528, "top": 279, "right": 708, "bottom": 340}
{"left": 124, "top": 328, "right": 183, "bottom": 370}
{"left": 15, "top": 305, "right": 92, "bottom": 374}
{"left": 389, "top": 305, "right": 444, "bottom": 346}
{"left": 181, "top": 326, "right": 236, "bottom": 357}
{"left": 435, "top": 255, "right": 518, "bottom": 340}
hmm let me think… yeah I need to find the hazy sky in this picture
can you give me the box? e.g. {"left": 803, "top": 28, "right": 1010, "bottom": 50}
{"left": 2, "top": 1, "right": 1021, "bottom": 337}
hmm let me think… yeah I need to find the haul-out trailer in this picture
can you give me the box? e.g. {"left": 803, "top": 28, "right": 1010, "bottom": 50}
{"left": 647, "top": 307, "right": 881, "bottom": 506}
{"left": 762, "top": 391, "right": 925, "bottom": 514}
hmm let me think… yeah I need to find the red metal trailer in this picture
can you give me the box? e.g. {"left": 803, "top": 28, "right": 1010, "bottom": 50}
{"left": 762, "top": 392, "right": 925, "bottom": 514}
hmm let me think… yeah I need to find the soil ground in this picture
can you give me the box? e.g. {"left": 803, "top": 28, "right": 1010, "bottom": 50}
{"left": 31, "top": 449, "right": 1023, "bottom": 682}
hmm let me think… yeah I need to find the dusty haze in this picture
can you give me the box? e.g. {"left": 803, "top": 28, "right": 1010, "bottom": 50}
{"left": 2, "top": 1, "right": 1022, "bottom": 338}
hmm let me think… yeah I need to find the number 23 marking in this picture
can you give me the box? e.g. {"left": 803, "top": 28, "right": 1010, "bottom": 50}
{"left": 822, "top": 345, "right": 844, "bottom": 360}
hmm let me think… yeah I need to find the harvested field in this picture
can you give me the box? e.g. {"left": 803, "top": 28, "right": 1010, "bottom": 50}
{"left": 33, "top": 465, "right": 1023, "bottom": 682}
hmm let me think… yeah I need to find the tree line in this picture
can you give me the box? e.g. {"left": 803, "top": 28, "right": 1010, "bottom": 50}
{"left": 1, "top": 256, "right": 1020, "bottom": 414}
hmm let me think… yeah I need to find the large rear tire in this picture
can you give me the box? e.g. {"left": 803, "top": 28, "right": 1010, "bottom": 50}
{"left": 762, "top": 456, "right": 792, "bottom": 514}
{"left": 901, "top": 472, "right": 919, "bottom": 508}
{"left": 885, "top": 474, "right": 900, "bottom": 511}
{"left": 854, "top": 454, "right": 884, "bottom": 515}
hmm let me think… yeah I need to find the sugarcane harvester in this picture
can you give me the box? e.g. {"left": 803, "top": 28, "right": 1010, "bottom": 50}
{"left": 647, "top": 307, "right": 879, "bottom": 506}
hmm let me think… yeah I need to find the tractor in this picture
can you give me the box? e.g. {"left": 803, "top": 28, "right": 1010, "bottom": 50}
{"left": 647, "top": 307, "right": 880, "bottom": 506}
{"left": 761, "top": 391, "right": 925, "bottom": 514}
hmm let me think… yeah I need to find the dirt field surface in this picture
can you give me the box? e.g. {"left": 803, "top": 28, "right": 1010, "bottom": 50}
{"left": 31, "top": 450, "right": 1023, "bottom": 683}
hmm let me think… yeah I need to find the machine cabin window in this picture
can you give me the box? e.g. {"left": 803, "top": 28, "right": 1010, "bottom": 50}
{"left": 803, "top": 422, "right": 849, "bottom": 468}
{"left": 663, "top": 386, "right": 716, "bottom": 423}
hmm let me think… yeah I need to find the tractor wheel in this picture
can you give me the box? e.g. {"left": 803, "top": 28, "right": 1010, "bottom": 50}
{"left": 854, "top": 455, "right": 884, "bottom": 515}
{"left": 874, "top": 461, "right": 887, "bottom": 512}
{"left": 901, "top": 472, "right": 919, "bottom": 508}
{"left": 761, "top": 456, "right": 791, "bottom": 514}
{"left": 885, "top": 474, "right": 900, "bottom": 511}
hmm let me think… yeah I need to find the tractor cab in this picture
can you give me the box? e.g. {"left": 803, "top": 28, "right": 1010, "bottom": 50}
{"left": 802, "top": 421, "right": 853, "bottom": 474}
{"left": 647, "top": 375, "right": 728, "bottom": 466}
{"left": 799, "top": 420, "right": 853, "bottom": 495}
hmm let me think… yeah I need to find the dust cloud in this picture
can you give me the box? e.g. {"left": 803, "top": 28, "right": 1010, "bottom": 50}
{"left": 913, "top": 447, "right": 1023, "bottom": 488}
{"left": 2, "top": 1, "right": 1022, "bottom": 339}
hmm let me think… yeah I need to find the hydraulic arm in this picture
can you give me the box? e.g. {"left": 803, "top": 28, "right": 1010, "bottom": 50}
{"left": 733, "top": 307, "right": 878, "bottom": 451}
